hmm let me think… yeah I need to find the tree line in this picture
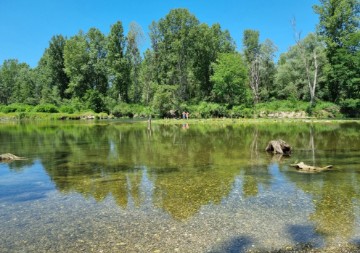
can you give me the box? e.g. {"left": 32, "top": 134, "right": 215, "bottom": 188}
{"left": 0, "top": 0, "right": 359, "bottom": 117}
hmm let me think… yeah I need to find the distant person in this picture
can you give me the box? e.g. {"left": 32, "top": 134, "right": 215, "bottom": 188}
{"left": 182, "top": 111, "right": 186, "bottom": 119}
{"left": 186, "top": 112, "right": 189, "bottom": 120}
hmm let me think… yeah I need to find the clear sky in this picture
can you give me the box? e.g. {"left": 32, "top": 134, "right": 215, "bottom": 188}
{"left": 0, "top": 0, "right": 320, "bottom": 67}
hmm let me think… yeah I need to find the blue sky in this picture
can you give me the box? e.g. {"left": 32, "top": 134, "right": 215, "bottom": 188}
{"left": 0, "top": 0, "right": 320, "bottom": 67}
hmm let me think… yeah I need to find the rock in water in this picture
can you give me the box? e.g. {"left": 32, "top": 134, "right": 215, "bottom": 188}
{"left": 265, "top": 139, "right": 292, "bottom": 155}
{"left": 0, "top": 153, "right": 27, "bottom": 161}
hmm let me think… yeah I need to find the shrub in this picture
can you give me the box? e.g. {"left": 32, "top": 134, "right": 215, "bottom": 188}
{"left": 84, "top": 90, "right": 107, "bottom": 113}
{"left": 339, "top": 99, "right": 360, "bottom": 118}
{"left": 230, "top": 105, "right": 254, "bottom": 118}
{"left": 312, "top": 101, "right": 341, "bottom": 118}
{"left": 111, "top": 103, "right": 149, "bottom": 118}
{"left": 59, "top": 105, "right": 75, "bottom": 114}
{"left": 0, "top": 103, "right": 33, "bottom": 113}
{"left": 33, "top": 104, "right": 59, "bottom": 113}
{"left": 189, "top": 102, "right": 228, "bottom": 118}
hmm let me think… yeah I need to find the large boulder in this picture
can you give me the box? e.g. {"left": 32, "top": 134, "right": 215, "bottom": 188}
{"left": 265, "top": 139, "right": 292, "bottom": 155}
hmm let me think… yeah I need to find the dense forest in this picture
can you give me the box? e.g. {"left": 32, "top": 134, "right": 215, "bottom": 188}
{"left": 0, "top": 0, "right": 359, "bottom": 118}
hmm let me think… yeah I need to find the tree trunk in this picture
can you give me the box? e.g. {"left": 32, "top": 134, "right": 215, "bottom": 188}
{"left": 265, "top": 139, "right": 292, "bottom": 155}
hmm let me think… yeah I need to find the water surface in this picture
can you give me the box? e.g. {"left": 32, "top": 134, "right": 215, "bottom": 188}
{"left": 0, "top": 120, "right": 359, "bottom": 252}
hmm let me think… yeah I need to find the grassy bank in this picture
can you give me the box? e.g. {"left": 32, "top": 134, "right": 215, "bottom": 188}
{"left": 0, "top": 100, "right": 358, "bottom": 121}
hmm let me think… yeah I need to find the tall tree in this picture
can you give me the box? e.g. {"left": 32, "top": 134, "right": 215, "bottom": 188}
{"left": 0, "top": 60, "right": 36, "bottom": 105}
{"left": 314, "top": 0, "right": 360, "bottom": 101}
{"left": 192, "top": 23, "right": 236, "bottom": 100}
{"left": 47, "top": 35, "right": 69, "bottom": 99}
{"left": 140, "top": 50, "right": 157, "bottom": 105}
{"left": 126, "top": 22, "right": 144, "bottom": 103}
{"left": 107, "top": 21, "right": 130, "bottom": 102}
{"left": 0, "top": 59, "right": 18, "bottom": 105}
{"left": 150, "top": 9, "right": 200, "bottom": 100}
{"left": 210, "top": 53, "right": 248, "bottom": 105}
{"left": 243, "top": 30, "right": 261, "bottom": 104}
{"left": 87, "top": 28, "right": 108, "bottom": 95}
{"left": 64, "top": 31, "right": 90, "bottom": 98}
{"left": 292, "top": 20, "right": 323, "bottom": 106}
{"left": 258, "top": 39, "right": 277, "bottom": 101}
{"left": 274, "top": 34, "right": 328, "bottom": 102}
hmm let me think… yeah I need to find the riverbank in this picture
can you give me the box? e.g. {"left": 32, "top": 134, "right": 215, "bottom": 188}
{"left": 0, "top": 112, "right": 359, "bottom": 124}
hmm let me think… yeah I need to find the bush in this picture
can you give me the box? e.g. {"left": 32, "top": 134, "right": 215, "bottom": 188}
{"left": 189, "top": 102, "right": 228, "bottom": 118}
{"left": 0, "top": 103, "right": 33, "bottom": 113}
{"left": 230, "top": 105, "right": 254, "bottom": 118}
{"left": 84, "top": 90, "right": 107, "bottom": 113}
{"left": 339, "top": 99, "right": 360, "bottom": 118}
{"left": 313, "top": 101, "right": 341, "bottom": 118}
{"left": 33, "top": 104, "right": 59, "bottom": 113}
{"left": 111, "top": 103, "right": 149, "bottom": 118}
{"left": 59, "top": 105, "right": 75, "bottom": 114}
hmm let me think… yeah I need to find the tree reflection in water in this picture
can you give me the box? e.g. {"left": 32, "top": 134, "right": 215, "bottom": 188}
{"left": 0, "top": 121, "right": 360, "bottom": 244}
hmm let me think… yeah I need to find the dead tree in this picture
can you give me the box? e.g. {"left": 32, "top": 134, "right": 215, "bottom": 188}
{"left": 265, "top": 139, "right": 292, "bottom": 155}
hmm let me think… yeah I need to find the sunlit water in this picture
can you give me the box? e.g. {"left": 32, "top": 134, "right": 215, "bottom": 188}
{"left": 0, "top": 120, "right": 359, "bottom": 252}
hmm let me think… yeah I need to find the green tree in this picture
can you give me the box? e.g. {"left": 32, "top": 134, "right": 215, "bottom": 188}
{"left": 210, "top": 53, "right": 248, "bottom": 105}
{"left": 151, "top": 85, "right": 179, "bottom": 117}
{"left": 192, "top": 23, "right": 236, "bottom": 100}
{"left": 107, "top": 21, "right": 130, "bottom": 102}
{"left": 140, "top": 50, "right": 157, "bottom": 105}
{"left": 126, "top": 22, "right": 144, "bottom": 103}
{"left": 243, "top": 30, "right": 261, "bottom": 103}
{"left": 314, "top": 0, "right": 360, "bottom": 101}
{"left": 149, "top": 9, "right": 200, "bottom": 100}
{"left": 274, "top": 34, "right": 328, "bottom": 102}
{"left": 64, "top": 31, "right": 91, "bottom": 98}
{"left": 0, "top": 59, "right": 18, "bottom": 105}
{"left": 0, "top": 59, "right": 36, "bottom": 105}
{"left": 35, "top": 35, "right": 69, "bottom": 104}
{"left": 87, "top": 28, "right": 108, "bottom": 95}
{"left": 46, "top": 35, "right": 69, "bottom": 99}
{"left": 259, "top": 39, "right": 278, "bottom": 101}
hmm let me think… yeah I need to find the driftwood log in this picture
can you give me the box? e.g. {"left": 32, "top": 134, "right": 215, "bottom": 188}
{"left": 291, "top": 162, "right": 333, "bottom": 173}
{"left": 265, "top": 139, "right": 292, "bottom": 155}
{"left": 0, "top": 153, "right": 27, "bottom": 162}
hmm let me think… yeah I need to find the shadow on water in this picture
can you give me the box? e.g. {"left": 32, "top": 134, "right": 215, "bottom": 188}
{"left": 208, "top": 236, "right": 254, "bottom": 253}
{"left": 287, "top": 224, "right": 324, "bottom": 248}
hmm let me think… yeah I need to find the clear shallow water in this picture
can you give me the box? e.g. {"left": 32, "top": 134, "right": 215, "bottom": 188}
{"left": 0, "top": 120, "right": 359, "bottom": 252}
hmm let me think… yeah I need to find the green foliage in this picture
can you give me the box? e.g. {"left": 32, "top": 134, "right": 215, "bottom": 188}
{"left": 0, "top": 103, "right": 34, "bottom": 113}
{"left": 256, "top": 100, "right": 309, "bottom": 112}
{"left": 151, "top": 85, "right": 179, "bottom": 117}
{"left": 230, "top": 106, "right": 254, "bottom": 118}
{"left": 274, "top": 33, "right": 328, "bottom": 102}
{"left": 314, "top": 0, "right": 360, "bottom": 101}
{"left": 0, "top": 8, "right": 358, "bottom": 120}
{"left": 111, "top": 103, "right": 149, "bottom": 118}
{"left": 84, "top": 90, "right": 107, "bottom": 113}
{"left": 210, "top": 53, "right": 248, "bottom": 105}
{"left": 149, "top": 9, "right": 235, "bottom": 102}
{"left": 107, "top": 21, "right": 130, "bottom": 102}
{"left": 243, "top": 30, "right": 260, "bottom": 63}
{"left": 59, "top": 105, "right": 75, "bottom": 114}
{"left": 67, "top": 98, "right": 87, "bottom": 112}
{"left": 189, "top": 102, "right": 227, "bottom": 118}
{"left": 33, "top": 104, "right": 59, "bottom": 113}
{"left": 339, "top": 99, "right": 360, "bottom": 118}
